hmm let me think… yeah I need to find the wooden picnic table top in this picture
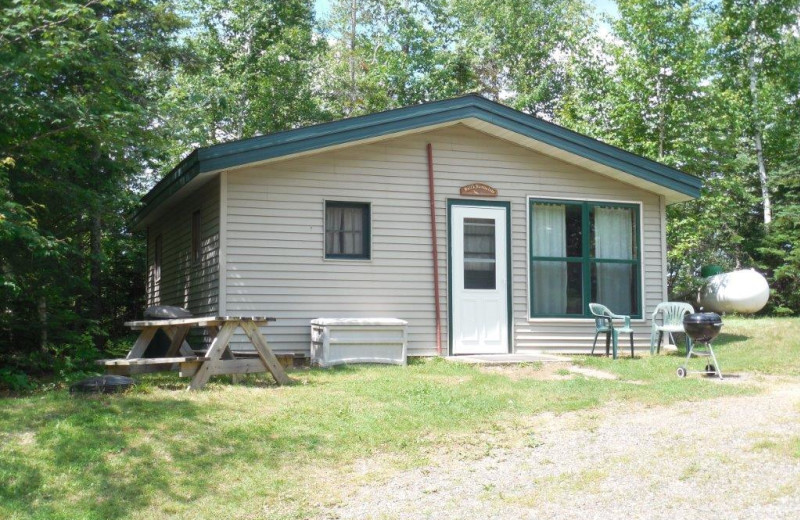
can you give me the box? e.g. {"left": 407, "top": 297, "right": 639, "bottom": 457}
{"left": 124, "top": 316, "right": 276, "bottom": 328}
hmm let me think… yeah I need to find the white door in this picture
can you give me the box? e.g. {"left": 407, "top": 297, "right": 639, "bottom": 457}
{"left": 451, "top": 204, "right": 509, "bottom": 354}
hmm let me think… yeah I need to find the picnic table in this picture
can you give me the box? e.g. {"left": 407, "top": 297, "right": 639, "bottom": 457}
{"left": 97, "top": 316, "right": 291, "bottom": 390}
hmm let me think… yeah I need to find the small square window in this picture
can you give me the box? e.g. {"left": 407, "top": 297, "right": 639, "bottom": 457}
{"left": 325, "top": 201, "right": 370, "bottom": 259}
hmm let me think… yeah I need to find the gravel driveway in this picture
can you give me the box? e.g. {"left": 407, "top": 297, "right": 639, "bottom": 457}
{"left": 324, "top": 378, "right": 800, "bottom": 519}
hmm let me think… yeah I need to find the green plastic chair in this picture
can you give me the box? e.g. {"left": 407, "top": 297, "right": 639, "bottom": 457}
{"left": 589, "top": 303, "right": 634, "bottom": 359}
{"left": 650, "top": 302, "right": 695, "bottom": 354}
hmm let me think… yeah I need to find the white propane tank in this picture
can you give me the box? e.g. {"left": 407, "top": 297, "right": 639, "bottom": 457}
{"left": 698, "top": 269, "right": 770, "bottom": 314}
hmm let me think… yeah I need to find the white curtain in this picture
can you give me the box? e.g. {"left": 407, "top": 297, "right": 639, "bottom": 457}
{"left": 326, "top": 206, "right": 363, "bottom": 255}
{"left": 595, "top": 207, "right": 633, "bottom": 313}
{"left": 532, "top": 204, "right": 567, "bottom": 314}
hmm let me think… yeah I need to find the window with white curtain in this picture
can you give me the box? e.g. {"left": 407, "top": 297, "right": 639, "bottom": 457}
{"left": 325, "top": 201, "right": 371, "bottom": 259}
{"left": 529, "top": 200, "right": 640, "bottom": 318}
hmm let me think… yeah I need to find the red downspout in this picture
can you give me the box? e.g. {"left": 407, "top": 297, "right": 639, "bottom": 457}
{"left": 426, "top": 143, "right": 443, "bottom": 355}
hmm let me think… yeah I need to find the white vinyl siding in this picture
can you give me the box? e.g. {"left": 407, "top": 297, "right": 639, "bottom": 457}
{"left": 223, "top": 124, "right": 667, "bottom": 355}
{"left": 146, "top": 178, "right": 220, "bottom": 318}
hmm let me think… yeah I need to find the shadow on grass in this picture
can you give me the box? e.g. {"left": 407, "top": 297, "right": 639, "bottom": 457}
{"left": 136, "top": 370, "right": 285, "bottom": 390}
{"left": 714, "top": 332, "right": 750, "bottom": 345}
{"left": 134, "top": 364, "right": 369, "bottom": 391}
{"left": 658, "top": 331, "right": 750, "bottom": 358}
{"left": 0, "top": 390, "right": 321, "bottom": 519}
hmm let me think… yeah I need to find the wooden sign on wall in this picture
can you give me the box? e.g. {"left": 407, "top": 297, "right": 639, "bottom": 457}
{"left": 459, "top": 183, "right": 498, "bottom": 197}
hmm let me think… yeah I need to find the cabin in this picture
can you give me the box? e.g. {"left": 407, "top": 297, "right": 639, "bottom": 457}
{"left": 132, "top": 95, "right": 701, "bottom": 358}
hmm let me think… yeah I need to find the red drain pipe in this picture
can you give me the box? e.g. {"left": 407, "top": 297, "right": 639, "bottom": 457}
{"left": 426, "top": 143, "right": 443, "bottom": 356}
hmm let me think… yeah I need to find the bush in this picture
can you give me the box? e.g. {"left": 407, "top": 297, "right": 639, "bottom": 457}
{"left": 0, "top": 367, "right": 35, "bottom": 392}
{"left": 46, "top": 332, "right": 103, "bottom": 380}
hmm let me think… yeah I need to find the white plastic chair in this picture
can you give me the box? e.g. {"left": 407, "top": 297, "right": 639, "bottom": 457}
{"left": 650, "top": 302, "right": 694, "bottom": 354}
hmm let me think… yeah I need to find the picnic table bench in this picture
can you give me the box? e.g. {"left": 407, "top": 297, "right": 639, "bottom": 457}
{"left": 97, "top": 316, "right": 291, "bottom": 390}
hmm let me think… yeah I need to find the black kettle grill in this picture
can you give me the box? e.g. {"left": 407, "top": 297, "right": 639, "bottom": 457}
{"left": 678, "top": 312, "right": 724, "bottom": 379}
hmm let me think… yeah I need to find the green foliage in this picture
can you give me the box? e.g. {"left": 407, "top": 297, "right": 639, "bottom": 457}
{"left": 315, "top": 0, "right": 592, "bottom": 118}
{"left": 45, "top": 331, "right": 104, "bottom": 379}
{"left": 316, "top": 0, "right": 467, "bottom": 117}
{"left": 158, "top": 0, "right": 324, "bottom": 165}
{"left": 449, "top": 0, "right": 593, "bottom": 117}
{"left": 560, "top": 0, "right": 800, "bottom": 311}
{"left": 0, "top": 367, "right": 34, "bottom": 392}
{"left": 756, "top": 167, "right": 800, "bottom": 314}
{"left": 1, "top": 0, "right": 186, "bottom": 368}
{"left": 0, "top": 157, "right": 59, "bottom": 302}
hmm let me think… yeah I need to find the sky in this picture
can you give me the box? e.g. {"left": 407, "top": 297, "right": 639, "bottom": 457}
{"left": 593, "top": 0, "right": 620, "bottom": 19}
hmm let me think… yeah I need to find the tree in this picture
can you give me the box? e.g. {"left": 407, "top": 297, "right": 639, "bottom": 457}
{"left": 158, "top": 0, "right": 324, "bottom": 165}
{"left": 561, "top": 0, "right": 800, "bottom": 312}
{"left": 706, "top": 0, "right": 800, "bottom": 311}
{"left": 315, "top": 0, "right": 472, "bottom": 118}
{"left": 558, "top": 0, "right": 725, "bottom": 298}
{"left": 0, "top": 0, "right": 185, "bottom": 357}
{"left": 316, "top": 0, "right": 593, "bottom": 119}
{"left": 561, "top": 0, "right": 711, "bottom": 162}
{"left": 712, "top": 0, "right": 800, "bottom": 225}
{"left": 450, "top": 0, "right": 593, "bottom": 118}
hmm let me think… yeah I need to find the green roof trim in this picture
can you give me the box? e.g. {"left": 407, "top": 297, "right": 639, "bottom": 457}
{"left": 132, "top": 94, "right": 701, "bottom": 228}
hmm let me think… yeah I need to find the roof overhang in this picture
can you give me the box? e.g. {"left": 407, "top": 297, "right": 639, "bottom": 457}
{"left": 132, "top": 95, "right": 701, "bottom": 230}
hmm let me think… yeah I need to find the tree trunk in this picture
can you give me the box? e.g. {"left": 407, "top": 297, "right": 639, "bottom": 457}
{"left": 752, "top": 124, "right": 770, "bottom": 225}
{"left": 348, "top": 0, "right": 358, "bottom": 115}
{"left": 748, "top": 21, "right": 771, "bottom": 225}
{"left": 656, "top": 73, "right": 665, "bottom": 160}
{"left": 38, "top": 296, "right": 47, "bottom": 351}
{"left": 89, "top": 143, "right": 104, "bottom": 350}
{"left": 90, "top": 211, "right": 102, "bottom": 322}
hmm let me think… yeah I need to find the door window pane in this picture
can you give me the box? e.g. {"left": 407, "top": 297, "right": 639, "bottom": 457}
{"left": 464, "top": 218, "right": 496, "bottom": 289}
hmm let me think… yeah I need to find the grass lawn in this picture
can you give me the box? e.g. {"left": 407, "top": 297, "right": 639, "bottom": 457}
{"left": 1, "top": 317, "right": 798, "bottom": 519}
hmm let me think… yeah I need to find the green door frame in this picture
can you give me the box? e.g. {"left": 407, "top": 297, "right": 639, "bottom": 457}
{"left": 447, "top": 199, "right": 513, "bottom": 355}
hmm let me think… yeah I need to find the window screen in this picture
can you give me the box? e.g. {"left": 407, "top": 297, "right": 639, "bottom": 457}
{"left": 463, "top": 218, "right": 496, "bottom": 289}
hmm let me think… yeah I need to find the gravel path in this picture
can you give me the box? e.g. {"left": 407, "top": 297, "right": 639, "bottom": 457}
{"left": 324, "top": 379, "right": 800, "bottom": 519}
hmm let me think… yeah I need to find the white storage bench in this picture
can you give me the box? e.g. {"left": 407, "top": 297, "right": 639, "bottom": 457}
{"left": 310, "top": 318, "right": 408, "bottom": 367}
